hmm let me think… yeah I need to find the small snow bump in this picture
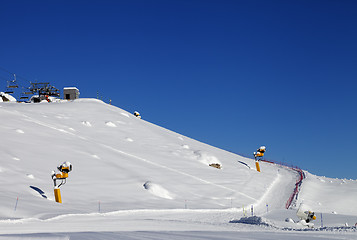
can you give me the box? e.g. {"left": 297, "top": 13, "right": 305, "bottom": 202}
{"left": 121, "top": 112, "right": 130, "bottom": 118}
{"left": 68, "top": 128, "right": 76, "bottom": 131}
{"left": 16, "top": 129, "right": 24, "bottom": 134}
{"left": 81, "top": 121, "right": 92, "bottom": 127}
{"left": 26, "top": 174, "right": 35, "bottom": 179}
{"left": 105, "top": 121, "right": 117, "bottom": 127}
{"left": 143, "top": 181, "right": 174, "bottom": 200}
{"left": 92, "top": 155, "right": 100, "bottom": 159}
{"left": 126, "top": 137, "right": 134, "bottom": 142}
{"left": 12, "top": 157, "right": 20, "bottom": 161}
{"left": 182, "top": 144, "right": 190, "bottom": 149}
{"left": 178, "top": 136, "right": 184, "bottom": 141}
{"left": 193, "top": 150, "right": 221, "bottom": 166}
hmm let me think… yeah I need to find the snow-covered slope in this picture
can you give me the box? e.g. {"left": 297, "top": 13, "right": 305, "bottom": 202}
{"left": 297, "top": 172, "right": 357, "bottom": 216}
{"left": 0, "top": 99, "right": 293, "bottom": 217}
{"left": 0, "top": 99, "right": 356, "bottom": 239}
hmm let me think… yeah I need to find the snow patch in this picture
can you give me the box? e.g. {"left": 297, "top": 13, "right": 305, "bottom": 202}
{"left": 182, "top": 144, "right": 190, "bottom": 149}
{"left": 15, "top": 129, "right": 24, "bottom": 134}
{"left": 105, "top": 121, "right": 116, "bottom": 127}
{"left": 81, "top": 121, "right": 92, "bottom": 127}
{"left": 121, "top": 112, "right": 130, "bottom": 118}
{"left": 56, "top": 115, "right": 69, "bottom": 119}
{"left": 193, "top": 150, "right": 221, "bottom": 166}
{"left": 12, "top": 157, "right": 20, "bottom": 161}
{"left": 26, "top": 174, "right": 35, "bottom": 179}
{"left": 126, "top": 137, "right": 134, "bottom": 142}
{"left": 143, "top": 181, "right": 174, "bottom": 200}
{"left": 92, "top": 154, "right": 100, "bottom": 159}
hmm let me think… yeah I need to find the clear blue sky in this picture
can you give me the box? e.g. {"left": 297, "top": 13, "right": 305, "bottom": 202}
{"left": 1, "top": 0, "right": 356, "bottom": 179}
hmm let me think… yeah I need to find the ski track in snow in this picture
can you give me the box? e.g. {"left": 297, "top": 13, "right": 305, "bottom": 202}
{"left": 255, "top": 172, "right": 282, "bottom": 208}
{"left": 15, "top": 112, "right": 258, "bottom": 202}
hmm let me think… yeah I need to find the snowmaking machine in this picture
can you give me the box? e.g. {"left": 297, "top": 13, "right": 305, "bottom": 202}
{"left": 134, "top": 111, "right": 141, "bottom": 119}
{"left": 51, "top": 161, "right": 72, "bottom": 203}
{"left": 296, "top": 203, "right": 316, "bottom": 227}
{"left": 253, "top": 146, "right": 266, "bottom": 172}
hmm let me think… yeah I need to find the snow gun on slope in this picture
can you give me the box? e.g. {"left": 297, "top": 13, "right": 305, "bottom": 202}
{"left": 296, "top": 203, "right": 316, "bottom": 227}
{"left": 253, "top": 146, "right": 266, "bottom": 172}
{"left": 51, "top": 161, "right": 72, "bottom": 203}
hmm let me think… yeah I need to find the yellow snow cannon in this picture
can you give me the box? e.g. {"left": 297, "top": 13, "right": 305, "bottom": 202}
{"left": 51, "top": 161, "right": 73, "bottom": 203}
{"left": 253, "top": 146, "right": 266, "bottom": 172}
{"left": 296, "top": 204, "right": 316, "bottom": 227}
{"left": 134, "top": 111, "right": 141, "bottom": 119}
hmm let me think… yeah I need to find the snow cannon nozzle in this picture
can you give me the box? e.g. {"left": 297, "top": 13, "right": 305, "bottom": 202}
{"left": 57, "top": 161, "right": 73, "bottom": 173}
{"left": 52, "top": 161, "right": 73, "bottom": 188}
{"left": 134, "top": 111, "right": 141, "bottom": 119}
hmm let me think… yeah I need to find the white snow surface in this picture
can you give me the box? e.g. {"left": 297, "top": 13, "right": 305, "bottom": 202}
{"left": 0, "top": 99, "right": 356, "bottom": 240}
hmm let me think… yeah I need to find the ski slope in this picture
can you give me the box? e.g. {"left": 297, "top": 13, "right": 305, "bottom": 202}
{"left": 0, "top": 99, "right": 356, "bottom": 240}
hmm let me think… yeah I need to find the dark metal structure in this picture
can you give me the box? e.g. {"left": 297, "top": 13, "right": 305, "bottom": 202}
{"left": 28, "top": 82, "right": 60, "bottom": 97}
{"left": 4, "top": 74, "right": 18, "bottom": 94}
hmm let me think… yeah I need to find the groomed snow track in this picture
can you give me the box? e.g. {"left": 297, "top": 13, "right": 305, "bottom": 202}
{"left": 261, "top": 160, "right": 305, "bottom": 209}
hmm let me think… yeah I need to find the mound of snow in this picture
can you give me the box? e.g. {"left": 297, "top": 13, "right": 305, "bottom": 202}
{"left": 143, "top": 181, "right": 174, "bottom": 200}
{"left": 105, "top": 121, "right": 116, "bottom": 127}
{"left": 193, "top": 150, "right": 221, "bottom": 166}
{"left": 120, "top": 112, "right": 130, "bottom": 118}
{"left": 81, "top": 121, "right": 92, "bottom": 127}
{"left": 15, "top": 129, "right": 24, "bottom": 134}
{"left": 230, "top": 216, "right": 270, "bottom": 227}
{"left": 26, "top": 174, "right": 35, "bottom": 179}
